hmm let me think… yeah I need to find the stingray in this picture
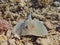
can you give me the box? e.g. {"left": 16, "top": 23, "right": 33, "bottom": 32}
{"left": 12, "top": 12, "right": 48, "bottom": 37}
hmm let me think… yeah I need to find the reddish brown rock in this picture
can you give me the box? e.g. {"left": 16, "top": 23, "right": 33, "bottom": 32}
{"left": 0, "top": 19, "right": 12, "bottom": 34}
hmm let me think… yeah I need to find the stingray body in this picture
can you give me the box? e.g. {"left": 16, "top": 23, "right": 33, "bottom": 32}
{"left": 12, "top": 13, "right": 48, "bottom": 36}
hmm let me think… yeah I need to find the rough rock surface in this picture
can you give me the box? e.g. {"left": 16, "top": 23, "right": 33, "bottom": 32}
{"left": 0, "top": 0, "right": 60, "bottom": 45}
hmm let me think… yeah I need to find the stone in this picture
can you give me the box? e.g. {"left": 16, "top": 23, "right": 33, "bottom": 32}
{"left": 13, "top": 34, "right": 20, "bottom": 39}
{"left": 13, "top": 21, "right": 18, "bottom": 25}
{"left": 44, "top": 21, "right": 54, "bottom": 30}
{"left": 37, "top": 0, "right": 53, "bottom": 7}
{"left": 20, "top": 0, "right": 26, "bottom": 7}
{"left": 6, "top": 30, "right": 12, "bottom": 38}
{"left": 0, "top": 35, "right": 7, "bottom": 41}
{"left": 0, "top": 19, "right": 11, "bottom": 31}
{"left": 0, "top": 35, "right": 8, "bottom": 45}
{"left": 24, "top": 41, "right": 33, "bottom": 45}
{"left": 53, "top": 1, "right": 60, "bottom": 7}
{"left": 33, "top": 13, "right": 46, "bottom": 21}
{"left": 15, "top": 40, "right": 24, "bottom": 45}
{"left": 8, "top": 39, "right": 16, "bottom": 45}
{"left": 57, "top": 13, "right": 60, "bottom": 21}
{"left": 0, "top": 41, "right": 8, "bottom": 45}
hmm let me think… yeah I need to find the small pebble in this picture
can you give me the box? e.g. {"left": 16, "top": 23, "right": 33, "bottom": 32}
{"left": 53, "top": 1, "right": 60, "bottom": 7}
{"left": 44, "top": 21, "right": 54, "bottom": 30}
{"left": 8, "top": 39, "right": 16, "bottom": 45}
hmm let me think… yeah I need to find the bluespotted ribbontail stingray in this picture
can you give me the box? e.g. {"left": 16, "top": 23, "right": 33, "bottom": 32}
{"left": 12, "top": 13, "right": 48, "bottom": 37}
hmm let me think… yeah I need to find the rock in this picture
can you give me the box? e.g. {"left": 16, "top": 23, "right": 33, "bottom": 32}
{"left": 0, "top": 0, "right": 60, "bottom": 45}
{"left": 19, "top": 0, "right": 27, "bottom": 7}
{"left": 50, "top": 14, "right": 58, "bottom": 20}
{"left": 0, "top": 19, "right": 12, "bottom": 34}
{"left": 36, "top": 37, "right": 53, "bottom": 45}
{"left": 57, "top": 13, "right": 60, "bottom": 20}
{"left": 53, "top": 1, "right": 60, "bottom": 7}
{"left": 48, "top": 34, "right": 60, "bottom": 45}
{"left": 24, "top": 41, "right": 33, "bottom": 45}
{"left": 0, "top": 35, "right": 7, "bottom": 41}
{"left": 0, "top": 19, "right": 12, "bottom": 31}
{"left": 13, "top": 34, "right": 20, "bottom": 39}
{"left": 8, "top": 39, "right": 16, "bottom": 45}
{"left": 13, "top": 21, "right": 18, "bottom": 25}
{"left": 33, "top": 13, "right": 46, "bottom": 21}
{"left": 6, "top": 30, "right": 12, "bottom": 38}
{"left": 40, "top": 39, "right": 50, "bottom": 45}
{"left": 51, "top": 21, "right": 58, "bottom": 24}
{"left": 44, "top": 21, "right": 54, "bottom": 30}
{"left": 10, "top": 0, "right": 21, "bottom": 3}
{"left": 57, "top": 7, "right": 60, "bottom": 12}
{"left": 51, "top": 21, "right": 58, "bottom": 29}
{"left": 15, "top": 40, "right": 24, "bottom": 45}
{"left": 0, "top": 35, "right": 8, "bottom": 45}
{"left": 36, "top": 36, "right": 59, "bottom": 45}
{"left": 57, "top": 7, "right": 60, "bottom": 10}
{"left": 0, "top": 41, "right": 8, "bottom": 45}
{"left": 36, "top": 38, "right": 42, "bottom": 44}
{"left": 37, "top": 0, "right": 53, "bottom": 7}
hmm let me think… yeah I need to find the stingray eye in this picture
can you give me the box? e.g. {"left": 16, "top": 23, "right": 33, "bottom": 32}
{"left": 25, "top": 25, "right": 28, "bottom": 29}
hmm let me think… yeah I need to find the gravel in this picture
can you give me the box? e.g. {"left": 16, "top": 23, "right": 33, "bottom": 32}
{"left": 0, "top": 0, "right": 60, "bottom": 45}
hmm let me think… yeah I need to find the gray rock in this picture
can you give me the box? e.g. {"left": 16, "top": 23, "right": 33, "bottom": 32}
{"left": 53, "top": 1, "right": 60, "bottom": 7}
